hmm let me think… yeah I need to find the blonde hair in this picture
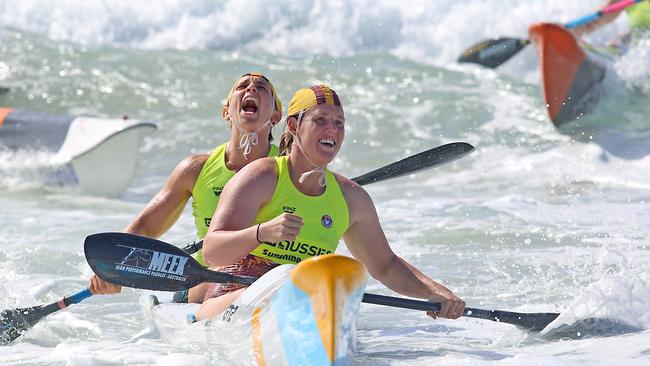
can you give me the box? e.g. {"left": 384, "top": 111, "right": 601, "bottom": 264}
{"left": 278, "top": 114, "right": 298, "bottom": 156}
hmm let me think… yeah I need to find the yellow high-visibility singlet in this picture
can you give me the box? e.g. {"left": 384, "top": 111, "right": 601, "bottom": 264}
{"left": 192, "top": 142, "right": 278, "bottom": 266}
{"left": 626, "top": 1, "right": 650, "bottom": 30}
{"left": 249, "top": 156, "right": 350, "bottom": 264}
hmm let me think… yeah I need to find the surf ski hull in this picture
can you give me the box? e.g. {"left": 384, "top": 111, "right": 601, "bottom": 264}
{"left": 528, "top": 23, "right": 607, "bottom": 126}
{"left": 0, "top": 108, "right": 156, "bottom": 197}
{"left": 142, "top": 254, "right": 368, "bottom": 366}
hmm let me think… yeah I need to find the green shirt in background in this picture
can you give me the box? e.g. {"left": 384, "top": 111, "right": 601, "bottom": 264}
{"left": 626, "top": 0, "right": 650, "bottom": 30}
{"left": 192, "top": 142, "right": 279, "bottom": 266}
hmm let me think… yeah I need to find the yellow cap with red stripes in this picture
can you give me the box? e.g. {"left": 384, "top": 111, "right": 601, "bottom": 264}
{"left": 287, "top": 85, "right": 342, "bottom": 116}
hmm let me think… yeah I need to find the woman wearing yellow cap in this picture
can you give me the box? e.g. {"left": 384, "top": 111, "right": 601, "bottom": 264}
{"left": 88, "top": 73, "right": 283, "bottom": 299}
{"left": 193, "top": 85, "right": 466, "bottom": 321}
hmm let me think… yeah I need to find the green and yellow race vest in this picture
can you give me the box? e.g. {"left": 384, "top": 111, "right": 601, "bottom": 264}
{"left": 627, "top": 1, "right": 650, "bottom": 30}
{"left": 250, "top": 156, "right": 350, "bottom": 264}
{"left": 192, "top": 142, "right": 278, "bottom": 266}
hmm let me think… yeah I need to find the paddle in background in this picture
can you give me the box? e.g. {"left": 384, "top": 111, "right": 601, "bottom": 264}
{"left": 0, "top": 141, "right": 475, "bottom": 344}
{"left": 457, "top": 0, "right": 642, "bottom": 68}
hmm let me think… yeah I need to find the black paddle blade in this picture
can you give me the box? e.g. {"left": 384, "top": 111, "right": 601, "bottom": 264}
{"left": 458, "top": 37, "right": 529, "bottom": 68}
{"left": 471, "top": 309, "right": 559, "bottom": 332}
{"left": 0, "top": 304, "right": 57, "bottom": 344}
{"left": 1, "top": 308, "right": 37, "bottom": 344}
{"left": 541, "top": 317, "right": 643, "bottom": 339}
{"left": 84, "top": 232, "right": 255, "bottom": 292}
{"left": 352, "top": 142, "right": 474, "bottom": 186}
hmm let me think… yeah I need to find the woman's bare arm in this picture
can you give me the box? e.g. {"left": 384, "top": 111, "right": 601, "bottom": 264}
{"left": 339, "top": 177, "right": 465, "bottom": 319}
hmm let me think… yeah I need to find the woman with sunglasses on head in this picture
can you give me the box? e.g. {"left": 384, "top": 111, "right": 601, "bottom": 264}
{"left": 89, "top": 73, "right": 283, "bottom": 302}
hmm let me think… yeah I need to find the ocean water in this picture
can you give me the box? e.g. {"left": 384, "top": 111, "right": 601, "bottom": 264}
{"left": 1, "top": 0, "right": 650, "bottom": 365}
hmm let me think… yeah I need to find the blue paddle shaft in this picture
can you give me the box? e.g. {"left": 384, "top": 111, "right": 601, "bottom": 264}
{"left": 67, "top": 289, "right": 93, "bottom": 306}
{"left": 565, "top": 14, "right": 600, "bottom": 29}
{"left": 565, "top": 0, "right": 641, "bottom": 28}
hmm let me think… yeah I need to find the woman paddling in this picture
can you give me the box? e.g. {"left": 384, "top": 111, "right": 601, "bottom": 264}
{"left": 89, "top": 72, "right": 283, "bottom": 300}
{"left": 192, "top": 84, "right": 465, "bottom": 321}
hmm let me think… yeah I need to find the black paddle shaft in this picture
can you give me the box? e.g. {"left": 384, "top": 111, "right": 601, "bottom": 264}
{"left": 180, "top": 142, "right": 475, "bottom": 255}
{"left": 352, "top": 142, "right": 474, "bottom": 185}
{"left": 362, "top": 293, "right": 560, "bottom": 331}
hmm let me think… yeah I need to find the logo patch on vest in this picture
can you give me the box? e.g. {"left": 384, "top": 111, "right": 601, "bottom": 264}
{"left": 321, "top": 215, "right": 332, "bottom": 228}
{"left": 204, "top": 218, "right": 211, "bottom": 227}
{"left": 283, "top": 206, "right": 296, "bottom": 214}
{"left": 213, "top": 187, "right": 223, "bottom": 197}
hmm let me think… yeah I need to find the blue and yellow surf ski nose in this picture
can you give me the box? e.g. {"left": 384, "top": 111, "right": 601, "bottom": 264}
{"left": 255, "top": 254, "right": 368, "bottom": 366}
